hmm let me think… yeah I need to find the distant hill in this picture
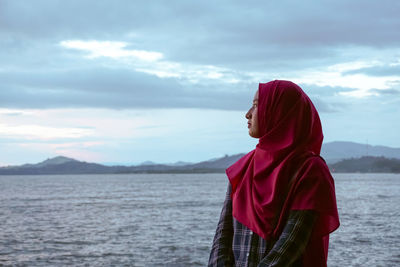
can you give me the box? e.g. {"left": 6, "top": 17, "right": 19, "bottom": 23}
{"left": 35, "top": 156, "right": 76, "bottom": 166}
{"left": 321, "top": 141, "right": 400, "bottom": 163}
{"left": 0, "top": 156, "right": 113, "bottom": 175}
{"left": 1, "top": 154, "right": 399, "bottom": 175}
{"left": 1, "top": 141, "right": 399, "bottom": 175}
{"left": 330, "top": 156, "right": 400, "bottom": 173}
{"left": 0, "top": 154, "right": 245, "bottom": 175}
{"left": 180, "top": 153, "right": 245, "bottom": 172}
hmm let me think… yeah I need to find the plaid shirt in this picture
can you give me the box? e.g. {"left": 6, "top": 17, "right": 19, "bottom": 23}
{"left": 208, "top": 185, "right": 316, "bottom": 267}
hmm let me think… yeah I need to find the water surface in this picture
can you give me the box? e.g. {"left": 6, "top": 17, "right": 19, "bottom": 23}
{"left": 0, "top": 173, "right": 399, "bottom": 266}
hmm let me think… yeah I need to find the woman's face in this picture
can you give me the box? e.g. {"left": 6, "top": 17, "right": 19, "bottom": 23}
{"left": 246, "top": 90, "right": 260, "bottom": 138}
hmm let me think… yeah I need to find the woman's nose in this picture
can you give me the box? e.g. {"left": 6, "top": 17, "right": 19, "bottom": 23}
{"left": 245, "top": 108, "right": 251, "bottom": 119}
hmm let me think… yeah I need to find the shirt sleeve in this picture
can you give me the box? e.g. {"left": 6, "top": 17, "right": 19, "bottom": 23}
{"left": 258, "top": 210, "right": 317, "bottom": 267}
{"left": 208, "top": 184, "right": 235, "bottom": 267}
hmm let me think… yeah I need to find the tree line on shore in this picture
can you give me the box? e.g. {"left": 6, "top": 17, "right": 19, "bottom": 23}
{"left": 0, "top": 155, "right": 399, "bottom": 175}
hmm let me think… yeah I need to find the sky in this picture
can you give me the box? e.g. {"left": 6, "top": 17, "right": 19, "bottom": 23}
{"left": 0, "top": 0, "right": 399, "bottom": 166}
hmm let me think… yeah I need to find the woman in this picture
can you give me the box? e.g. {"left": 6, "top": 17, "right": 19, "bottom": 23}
{"left": 208, "top": 80, "right": 340, "bottom": 267}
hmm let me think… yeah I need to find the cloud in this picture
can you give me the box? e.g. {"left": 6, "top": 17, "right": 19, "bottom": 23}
{"left": 296, "top": 84, "right": 352, "bottom": 113}
{"left": 60, "top": 39, "right": 242, "bottom": 82}
{"left": 1, "top": 1, "right": 399, "bottom": 96}
{"left": 0, "top": 123, "right": 93, "bottom": 140}
{"left": 0, "top": 66, "right": 257, "bottom": 110}
{"left": 60, "top": 40, "right": 163, "bottom": 61}
{"left": 0, "top": 109, "right": 29, "bottom": 116}
{"left": 344, "top": 65, "right": 400, "bottom": 77}
{"left": 370, "top": 88, "right": 400, "bottom": 96}
{"left": 1, "top": 1, "right": 399, "bottom": 68}
{"left": 0, "top": 7, "right": 399, "bottom": 110}
{"left": 300, "top": 84, "right": 354, "bottom": 96}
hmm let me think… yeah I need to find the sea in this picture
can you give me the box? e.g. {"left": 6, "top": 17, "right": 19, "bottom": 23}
{"left": 0, "top": 173, "right": 399, "bottom": 266}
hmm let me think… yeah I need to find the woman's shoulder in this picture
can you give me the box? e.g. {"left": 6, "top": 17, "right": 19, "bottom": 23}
{"left": 298, "top": 152, "right": 332, "bottom": 178}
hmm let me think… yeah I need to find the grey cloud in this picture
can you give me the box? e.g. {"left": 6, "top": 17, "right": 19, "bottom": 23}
{"left": 309, "top": 97, "right": 345, "bottom": 113}
{"left": 300, "top": 84, "right": 354, "bottom": 97}
{"left": 0, "top": 66, "right": 339, "bottom": 112}
{"left": 0, "top": 68, "right": 180, "bottom": 95}
{"left": 0, "top": 0, "right": 399, "bottom": 113}
{"left": 2, "top": 72, "right": 341, "bottom": 116}
{"left": 0, "top": 67, "right": 254, "bottom": 110}
{"left": 299, "top": 84, "right": 354, "bottom": 112}
{"left": 370, "top": 88, "right": 400, "bottom": 95}
{"left": 0, "top": 112, "right": 25, "bottom": 116}
{"left": 344, "top": 65, "right": 400, "bottom": 77}
{"left": 2, "top": 0, "right": 399, "bottom": 45}
{"left": 1, "top": 0, "right": 399, "bottom": 70}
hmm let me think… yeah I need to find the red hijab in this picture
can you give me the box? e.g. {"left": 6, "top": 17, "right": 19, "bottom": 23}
{"left": 226, "top": 80, "right": 339, "bottom": 266}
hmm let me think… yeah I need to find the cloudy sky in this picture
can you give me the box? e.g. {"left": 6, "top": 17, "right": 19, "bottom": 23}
{"left": 0, "top": 0, "right": 399, "bottom": 166}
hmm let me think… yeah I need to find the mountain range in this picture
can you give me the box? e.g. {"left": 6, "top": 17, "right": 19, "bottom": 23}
{"left": 1, "top": 141, "right": 399, "bottom": 175}
{"left": 320, "top": 141, "right": 400, "bottom": 163}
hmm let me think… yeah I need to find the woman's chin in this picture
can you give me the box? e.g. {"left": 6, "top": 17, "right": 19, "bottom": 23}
{"left": 248, "top": 131, "right": 259, "bottom": 139}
